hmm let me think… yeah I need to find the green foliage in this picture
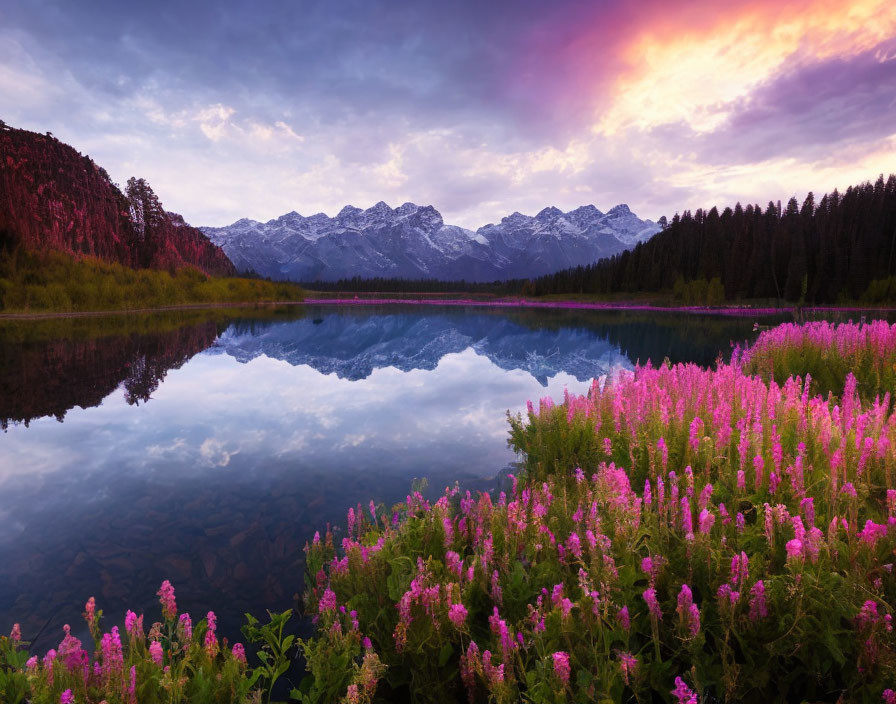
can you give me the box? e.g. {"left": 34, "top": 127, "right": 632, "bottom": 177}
{"left": 672, "top": 277, "right": 726, "bottom": 306}
{"left": 0, "top": 250, "right": 304, "bottom": 312}
{"left": 242, "top": 610, "right": 296, "bottom": 703}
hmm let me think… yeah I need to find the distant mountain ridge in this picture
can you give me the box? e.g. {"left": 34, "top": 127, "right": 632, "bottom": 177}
{"left": 0, "top": 122, "right": 234, "bottom": 276}
{"left": 201, "top": 201, "right": 659, "bottom": 282}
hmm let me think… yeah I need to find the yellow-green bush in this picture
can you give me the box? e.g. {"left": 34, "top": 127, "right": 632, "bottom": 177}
{"left": 0, "top": 250, "right": 304, "bottom": 312}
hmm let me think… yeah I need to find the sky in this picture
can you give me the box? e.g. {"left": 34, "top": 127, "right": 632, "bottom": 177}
{"left": 2, "top": 0, "right": 895, "bottom": 229}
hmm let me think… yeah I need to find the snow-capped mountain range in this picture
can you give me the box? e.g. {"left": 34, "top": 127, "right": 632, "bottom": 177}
{"left": 200, "top": 202, "right": 659, "bottom": 282}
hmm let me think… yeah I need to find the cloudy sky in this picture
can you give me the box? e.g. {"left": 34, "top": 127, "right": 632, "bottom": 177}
{"left": 2, "top": 0, "right": 895, "bottom": 228}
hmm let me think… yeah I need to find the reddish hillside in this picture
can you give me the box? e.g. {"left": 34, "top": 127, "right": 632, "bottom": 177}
{"left": 0, "top": 122, "right": 235, "bottom": 276}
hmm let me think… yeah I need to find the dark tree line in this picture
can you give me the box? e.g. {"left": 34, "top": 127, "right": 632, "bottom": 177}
{"left": 305, "top": 276, "right": 509, "bottom": 294}
{"left": 516, "top": 175, "right": 896, "bottom": 303}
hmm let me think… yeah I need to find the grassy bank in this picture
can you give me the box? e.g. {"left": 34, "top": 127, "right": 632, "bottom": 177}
{"left": 0, "top": 250, "right": 304, "bottom": 313}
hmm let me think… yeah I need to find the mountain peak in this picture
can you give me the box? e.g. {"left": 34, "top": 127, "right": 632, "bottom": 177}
{"left": 608, "top": 204, "right": 632, "bottom": 216}
{"left": 337, "top": 205, "right": 362, "bottom": 219}
{"left": 367, "top": 201, "right": 391, "bottom": 214}
{"left": 232, "top": 217, "right": 258, "bottom": 227}
{"left": 536, "top": 206, "right": 563, "bottom": 220}
{"left": 567, "top": 204, "right": 602, "bottom": 218}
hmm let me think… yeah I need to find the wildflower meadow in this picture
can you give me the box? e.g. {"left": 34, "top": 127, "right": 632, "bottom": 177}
{"left": 3, "top": 320, "right": 895, "bottom": 703}
{"left": 302, "top": 320, "right": 896, "bottom": 703}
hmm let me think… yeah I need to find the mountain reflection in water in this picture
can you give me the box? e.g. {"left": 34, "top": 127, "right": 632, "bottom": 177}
{"left": 0, "top": 305, "right": 767, "bottom": 650}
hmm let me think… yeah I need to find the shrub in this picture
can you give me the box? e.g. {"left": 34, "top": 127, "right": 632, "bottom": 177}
{"left": 0, "top": 250, "right": 304, "bottom": 312}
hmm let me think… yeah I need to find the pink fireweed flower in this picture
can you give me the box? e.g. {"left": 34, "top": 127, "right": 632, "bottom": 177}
{"left": 448, "top": 603, "right": 468, "bottom": 629}
{"left": 643, "top": 588, "right": 662, "bottom": 620}
{"left": 719, "top": 503, "right": 729, "bottom": 524}
{"left": 641, "top": 556, "right": 654, "bottom": 575}
{"left": 57, "top": 624, "right": 87, "bottom": 673}
{"left": 736, "top": 512, "right": 746, "bottom": 533}
{"left": 716, "top": 583, "right": 740, "bottom": 608}
{"left": 60, "top": 690, "right": 74, "bottom": 704}
{"left": 800, "top": 497, "right": 815, "bottom": 527}
{"left": 617, "top": 605, "right": 630, "bottom": 631}
{"left": 753, "top": 454, "right": 764, "bottom": 488}
{"left": 552, "top": 651, "right": 571, "bottom": 684}
{"left": 737, "top": 470, "right": 746, "bottom": 491}
{"left": 9, "top": 623, "right": 20, "bottom": 642}
{"left": 689, "top": 417, "right": 703, "bottom": 453}
{"left": 124, "top": 610, "right": 143, "bottom": 639}
{"left": 232, "top": 643, "right": 247, "bottom": 664}
{"left": 618, "top": 651, "right": 637, "bottom": 685}
{"left": 345, "top": 684, "right": 360, "bottom": 704}
{"left": 566, "top": 531, "right": 582, "bottom": 559}
{"left": 676, "top": 584, "right": 700, "bottom": 637}
{"left": 204, "top": 611, "right": 218, "bottom": 655}
{"left": 883, "top": 690, "right": 896, "bottom": 704}
{"left": 445, "top": 550, "right": 463, "bottom": 578}
{"left": 319, "top": 588, "right": 338, "bottom": 614}
{"left": 83, "top": 597, "right": 96, "bottom": 628}
{"left": 149, "top": 640, "right": 164, "bottom": 666}
{"left": 672, "top": 676, "right": 697, "bottom": 704}
{"left": 698, "top": 508, "right": 715, "bottom": 535}
{"left": 157, "top": 580, "right": 177, "bottom": 621}
{"left": 858, "top": 519, "right": 889, "bottom": 547}
{"left": 25, "top": 655, "right": 38, "bottom": 671}
{"left": 681, "top": 496, "right": 693, "bottom": 537}
{"left": 730, "top": 552, "right": 749, "bottom": 587}
{"left": 749, "top": 580, "right": 768, "bottom": 620}
{"left": 785, "top": 539, "right": 803, "bottom": 563}
{"left": 657, "top": 437, "right": 668, "bottom": 470}
{"left": 603, "top": 437, "right": 612, "bottom": 455}
{"left": 178, "top": 612, "right": 192, "bottom": 642}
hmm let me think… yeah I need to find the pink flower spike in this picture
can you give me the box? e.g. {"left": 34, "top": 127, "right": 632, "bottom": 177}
{"left": 157, "top": 580, "right": 177, "bottom": 621}
{"left": 552, "top": 651, "right": 571, "bottom": 684}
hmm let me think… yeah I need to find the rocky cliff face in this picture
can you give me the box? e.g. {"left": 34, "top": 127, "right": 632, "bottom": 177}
{"left": 0, "top": 123, "right": 234, "bottom": 276}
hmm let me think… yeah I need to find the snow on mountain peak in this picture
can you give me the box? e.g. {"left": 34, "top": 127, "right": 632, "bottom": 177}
{"left": 337, "top": 205, "right": 362, "bottom": 219}
{"left": 201, "top": 201, "right": 660, "bottom": 282}
{"left": 536, "top": 206, "right": 563, "bottom": 220}
{"left": 607, "top": 204, "right": 632, "bottom": 216}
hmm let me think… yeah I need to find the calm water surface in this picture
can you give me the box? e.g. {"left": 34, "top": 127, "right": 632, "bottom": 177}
{"left": 0, "top": 304, "right": 810, "bottom": 648}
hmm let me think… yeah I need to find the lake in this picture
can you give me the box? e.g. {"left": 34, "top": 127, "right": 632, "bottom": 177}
{"left": 0, "top": 304, "right": 832, "bottom": 650}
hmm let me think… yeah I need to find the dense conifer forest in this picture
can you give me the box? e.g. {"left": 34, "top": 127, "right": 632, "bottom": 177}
{"left": 521, "top": 175, "right": 896, "bottom": 304}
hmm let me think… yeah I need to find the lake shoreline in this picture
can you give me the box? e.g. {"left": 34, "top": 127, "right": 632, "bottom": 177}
{"left": 3, "top": 296, "right": 896, "bottom": 320}
{"left": 0, "top": 300, "right": 306, "bottom": 321}
{"left": 304, "top": 296, "right": 896, "bottom": 317}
